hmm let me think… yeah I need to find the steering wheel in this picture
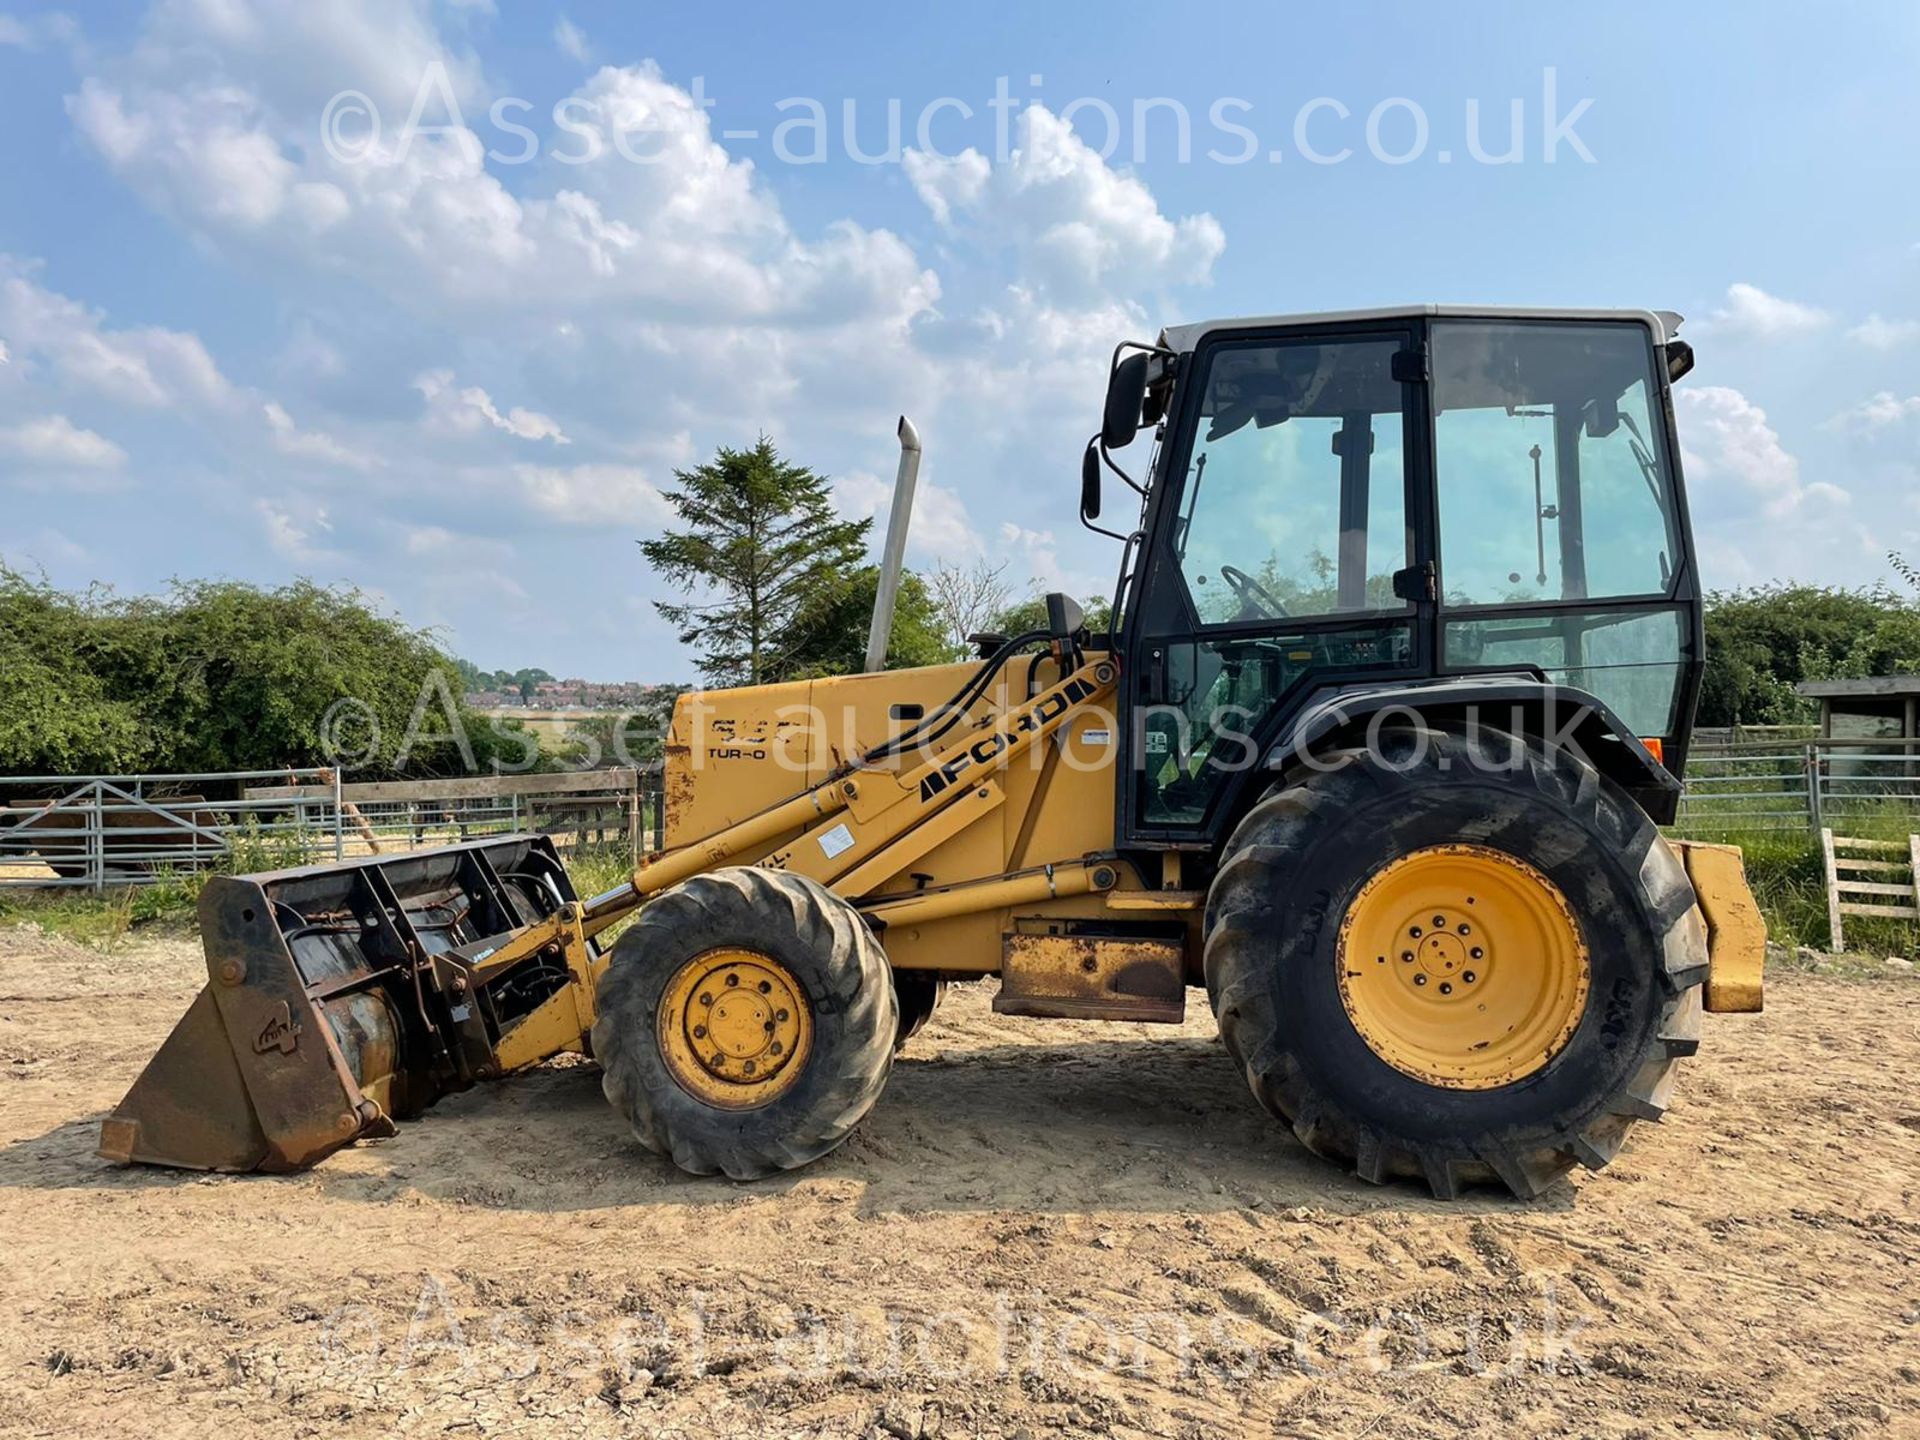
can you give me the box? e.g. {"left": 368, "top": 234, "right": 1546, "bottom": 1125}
{"left": 1217, "top": 564, "right": 1290, "bottom": 619}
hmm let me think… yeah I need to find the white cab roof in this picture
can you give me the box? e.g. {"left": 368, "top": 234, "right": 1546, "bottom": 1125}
{"left": 1158, "top": 306, "right": 1682, "bottom": 354}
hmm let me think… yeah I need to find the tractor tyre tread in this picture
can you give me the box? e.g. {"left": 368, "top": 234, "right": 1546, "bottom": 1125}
{"left": 1203, "top": 723, "right": 1706, "bottom": 1201}
{"left": 592, "top": 868, "right": 895, "bottom": 1180}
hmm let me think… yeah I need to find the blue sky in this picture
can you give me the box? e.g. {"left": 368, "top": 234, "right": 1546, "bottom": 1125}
{"left": 1, "top": 1, "right": 1917, "bottom": 678}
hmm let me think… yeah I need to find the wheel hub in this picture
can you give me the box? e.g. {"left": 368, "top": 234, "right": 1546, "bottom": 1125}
{"left": 1337, "top": 844, "right": 1589, "bottom": 1089}
{"left": 657, "top": 948, "right": 812, "bottom": 1109}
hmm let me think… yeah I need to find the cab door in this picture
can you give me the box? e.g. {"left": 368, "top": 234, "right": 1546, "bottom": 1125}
{"left": 1119, "top": 322, "right": 1434, "bottom": 846}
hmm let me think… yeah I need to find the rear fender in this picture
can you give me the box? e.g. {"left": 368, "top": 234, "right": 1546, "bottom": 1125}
{"left": 1267, "top": 675, "right": 1682, "bottom": 824}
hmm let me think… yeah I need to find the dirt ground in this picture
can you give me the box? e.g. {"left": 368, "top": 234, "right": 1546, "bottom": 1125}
{"left": 0, "top": 925, "right": 1916, "bottom": 1440}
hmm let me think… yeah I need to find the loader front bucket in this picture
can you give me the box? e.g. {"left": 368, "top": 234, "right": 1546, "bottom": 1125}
{"left": 99, "top": 834, "right": 585, "bottom": 1173}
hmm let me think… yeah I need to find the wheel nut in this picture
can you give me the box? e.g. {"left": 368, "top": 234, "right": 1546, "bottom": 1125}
{"left": 1409, "top": 926, "right": 1422, "bottom": 938}
{"left": 1439, "top": 982, "right": 1453, "bottom": 995}
{"left": 693, "top": 1024, "right": 707, "bottom": 1038}
{"left": 743, "top": 1060, "right": 756, "bottom": 1074}
{"left": 1463, "top": 971, "right": 1476, "bottom": 984}
{"left": 700, "top": 992, "right": 713, "bottom": 1006}
{"left": 726, "top": 974, "right": 739, "bottom": 987}
{"left": 1470, "top": 947, "right": 1484, "bottom": 960}
{"left": 1432, "top": 914, "right": 1445, "bottom": 928}
{"left": 1401, "top": 951, "right": 1414, "bottom": 962}
{"left": 1414, "top": 974, "right": 1428, "bottom": 986}
{"left": 758, "top": 980, "right": 772, "bottom": 993}
{"left": 775, "top": 1008, "right": 789, "bottom": 1021}
{"left": 1458, "top": 924, "right": 1471, "bottom": 936}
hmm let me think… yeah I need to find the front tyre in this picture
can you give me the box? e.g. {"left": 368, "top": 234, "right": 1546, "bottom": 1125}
{"left": 1203, "top": 724, "right": 1706, "bottom": 1200}
{"left": 892, "top": 972, "right": 946, "bottom": 1051}
{"left": 592, "top": 868, "right": 896, "bottom": 1180}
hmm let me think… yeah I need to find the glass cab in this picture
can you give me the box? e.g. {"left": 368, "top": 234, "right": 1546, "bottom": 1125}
{"left": 1120, "top": 313, "right": 1697, "bottom": 842}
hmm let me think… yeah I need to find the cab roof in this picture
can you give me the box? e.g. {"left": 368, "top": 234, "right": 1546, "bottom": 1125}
{"left": 1158, "top": 306, "right": 1683, "bottom": 355}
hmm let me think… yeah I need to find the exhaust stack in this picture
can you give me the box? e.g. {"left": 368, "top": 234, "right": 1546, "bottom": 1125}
{"left": 864, "top": 415, "right": 922, "bottom": 673}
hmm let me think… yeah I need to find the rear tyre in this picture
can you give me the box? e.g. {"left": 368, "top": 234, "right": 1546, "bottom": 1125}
{"left": 892, "top": 973, "right": 946, "bottom": 1051}
{"left": 1203, "top": 724, "right": 1706, "bottom": 1200}
{"left": 592, "top": 868, "right": 896, "bottom": 1180}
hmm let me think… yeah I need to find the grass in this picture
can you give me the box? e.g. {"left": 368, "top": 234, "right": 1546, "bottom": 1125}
{"left": 0, "top": 869, "right": 204, "bottom": 950}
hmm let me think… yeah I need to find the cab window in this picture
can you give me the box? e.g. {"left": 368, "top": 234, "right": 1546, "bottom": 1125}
{"left": 1174, "top": 336, "right": 1411, "bottom": 624}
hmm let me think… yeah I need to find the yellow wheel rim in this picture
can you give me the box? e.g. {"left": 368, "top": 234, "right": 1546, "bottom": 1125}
{"left": 1337, "top": 844, "right": 1589, "bottom": 1090}
{"left": 657, "top": 948, "right": 813, "bottom": 1109}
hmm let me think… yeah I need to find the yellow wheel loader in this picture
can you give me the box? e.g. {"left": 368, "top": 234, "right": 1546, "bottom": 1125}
{"left": 101, "top": 307, "right": 1766, "bottom": 1199}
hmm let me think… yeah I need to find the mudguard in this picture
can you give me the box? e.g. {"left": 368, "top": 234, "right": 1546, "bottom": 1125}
{"left": 1266, "top": 674, "right": 1683, "bottom": 824}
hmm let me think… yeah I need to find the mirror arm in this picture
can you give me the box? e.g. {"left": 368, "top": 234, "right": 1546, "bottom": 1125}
{"left": 1099, "top": 439, "right": 1148, "bottom": 497}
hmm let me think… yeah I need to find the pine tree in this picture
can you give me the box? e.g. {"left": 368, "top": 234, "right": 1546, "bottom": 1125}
{"left": 640, "top": 437, "right": 873, "bottom": 686}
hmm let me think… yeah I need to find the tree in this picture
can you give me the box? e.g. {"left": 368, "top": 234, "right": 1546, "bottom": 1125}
{"left": 554, "top": 694, "right": 687, "bottom": 770}
{"left": 928, "top": 557, "right": 1011, "bottom": 653}
{"left": 1699, "top": 583, "right": 1920, "bottom": 727}
{"left": 640, "top": 437, "right": 872, "bottom": 687}
{"left": 991, "top": 591, "right": 1114, "bottom": 641}
{"left": 0, "top": 568, "right": 521, "bottom": 778}
{"left": 781, "top": 567, "right": 957, "bottom": 677}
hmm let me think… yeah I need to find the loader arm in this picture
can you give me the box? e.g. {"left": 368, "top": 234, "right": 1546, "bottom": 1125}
{"left": 101, "top": 652, "right": 1120, "bottom": 1173}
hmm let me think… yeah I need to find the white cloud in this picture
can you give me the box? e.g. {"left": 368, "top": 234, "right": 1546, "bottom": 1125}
{"left": 68, "top": 46, "right": 936, "bottom": 326}
{"left": 415, "top": 370, "right": 569, "bottom": 444}
{"left": 1827, "top": 391, "right": 1920, "bottom": 434}
{"left": 399, "top": 523, "right": 516, "bottom": 571}
{"left": 40, "top": 2, "right": 1225, "bottom": 675}
{"left": 1849, "top": 314, "right": 1920, "bottom": 351}
{"left": 905, "top": 106, "right": 1224, "bottom": 305}
{"left": 994, "top": 519, "right": 1110, "bottom": 599}
{"left": 510, "top": 462, "right": 674, "bottom": 529}
{"left": 833, "top": 468, "right": 983, "bottom": 558}
{"left": 1700, "top": 283, "right": 1830, "bottom": 342}
{"left": 553, "top": 16, "right": 590, "bottom": 64}
{"left": 255, "top": 496, "right": 339, "bottom": 565}
{"left": 1679, "top": 385, "right": 1845, "bottom": 517}
{"left": 403, "top": 524, "right": 459, "bottom": 556}
{"left": 0, "top": 257, "right": 237, "bottom": 409}
{"left": 139, "top": 0, "right": 484, "bottom": 118}
{"left": 0, "top": 17, "right": 28, "bottom": 46}
{"left": 0, "top": 414, "right": 127, "bottom": 469}
{"left": 262, "top": 400, "right": 377, "bottom": 469}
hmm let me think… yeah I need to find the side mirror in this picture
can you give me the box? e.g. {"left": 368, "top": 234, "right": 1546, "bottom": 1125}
{"left": 1080, "top": 442, "right": 1102, "bottom": 520}
{"left": 1045, "top": 592, "right": 1085, "bottom": 642}
{"left": 1102, "top": 352, "right": 1151, "bottom": 450}
{"left": 1664, "top": 339, "right": 1695, "bottom": 383}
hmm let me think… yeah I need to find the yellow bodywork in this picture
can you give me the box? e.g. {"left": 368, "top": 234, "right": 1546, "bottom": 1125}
{"left": 483, "top": 654, "right": 1765, "bottom": 1077}
{"left": 655, "top": 653, "right": 1184, "bottom": 976}
{"left": 1671, "top": 839, "right": 1767, "bottom": 1013}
